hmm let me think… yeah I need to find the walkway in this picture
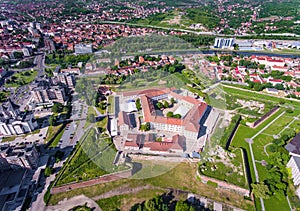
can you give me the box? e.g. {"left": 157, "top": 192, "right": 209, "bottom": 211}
{"left": 246, "top": 111, "right": 286, "bottom": 211}
{"left": 46, "top": 195, "right": 101, "bottom": 211}
{"left": 92, "top": 185, "right": 155, "bottom": 201}
{"left": 263, "top": 143, "right": 272, "bottom": 157}
{"left": 51, "top": 170, "right": 131, "bottom": 194}
{"left": 277, "top": 115, "right": 300, "bottom": 136}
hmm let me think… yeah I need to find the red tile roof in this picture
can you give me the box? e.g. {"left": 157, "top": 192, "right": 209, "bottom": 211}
{"left": 136, "top": 89, "right": 208, "bottom": 134}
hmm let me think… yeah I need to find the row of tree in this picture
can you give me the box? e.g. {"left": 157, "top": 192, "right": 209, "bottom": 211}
{"left": 46, "top": 52, "right": 92, "bottom": 69}
{"left": 130, "top": 193, "right": 202, "bottom": 211}
{"left": 252, "top": 126, "right": 297, "bottom": 200}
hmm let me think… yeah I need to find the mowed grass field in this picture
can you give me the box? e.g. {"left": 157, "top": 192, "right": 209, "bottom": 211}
{"left": 222, "top": 85, "right": 300, "bottom": 108}
{"left": 224, "top": 85, "right": 300, "bottom": 211}
{"left": 231, "top": 114, "right": 292, "bottom": 211}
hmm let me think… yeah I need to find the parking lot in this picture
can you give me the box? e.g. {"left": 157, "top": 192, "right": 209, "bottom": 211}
{"left": 4, "top": 127, "right": 49, "bottom": 145}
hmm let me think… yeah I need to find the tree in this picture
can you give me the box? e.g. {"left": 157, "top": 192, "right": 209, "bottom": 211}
{"left": 87, "top": 113, "right": 95, "bottom": 123}
{"left": 254, "top": 83, "right": 264, "bottom": 91}
{"left": 98, "top": 101, "right": 106, "bottom": 110}
{"left": 167, "top": 111, "right": 173, "bottom": 117}
{"left": 52, "top": 103, "right": 63, "bottom": 113}
{"left": 175, "top": 201, "right": 196, "bottom": 211}
{"left": 44, "top": 167, "right": 53, "bottom": 177}
{"left": 140, "top": 122, "right": 150, "bottom": 131}
{"left": 163, "top": 100, "right": 169, "bottom": 108}
{"left": 233, "top": 43, "right": 239, "bottom": 50}
{"left": 251, "top": 182, "right": 271, "bottom": 199}
{"left": 144, "top": 122, "right": 151, "bottom": 131}
{"left": 156, "top": 102, "right": 164, "bottom": 109}
{"left": 170, "top": 97, "right": 176, "bottom": 104}
{"left": 63, "top": 106, "right": 69, "bottom": 113}
{"left": 0, "top": 92, "right": 7, "bottom": 102}
{"left": 173, "top": 114, "right": 182, "bottom": 119}
{"left": 275, "top": 83, "right": 285, "bottom": 90}
{"left": 54, "top": 150, "right": 64, "bottom": 162}
{"left": 48, "top": 116, "right": 56, "bottom": 126}
{"left": 136, "top": 98, "right": 141, "bottom": 110}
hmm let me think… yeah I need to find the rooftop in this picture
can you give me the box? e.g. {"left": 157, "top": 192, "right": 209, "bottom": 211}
{"left": 285, "top": 133, "right": 300, "bottom": 155}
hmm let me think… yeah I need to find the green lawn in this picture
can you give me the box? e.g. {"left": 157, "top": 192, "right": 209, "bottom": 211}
{"left": 45, "top": 125, "right": 64, "bottom": 143}
{"left": 130, "top": 159, "right": 179, "bottom": 180}
{"left": 97, "top": 188, "right": 166, "bottom": 211}
{"left": 252, "top": 134, "right": 273, "bottom": 162}
{"left": 2, "top": 136, "right": 18, "bottom": 142}
{"left": 49, "top": 162, "right": 255, "bottom": 211}
{"left": 228, "top": 109, "right": 286, "bottom": 188}
{"left": 200, "top": 149, "right": 248, "bottom": 189}
{"left": 222, "top": 85, "right": 300, "bottom": 108}
{"left": 56, "top": 128, "right": 108, "bottom": 186}
{"left": 263, "top": 115, "right": 294, "bottom": 135}
{"left": 84, "top": 107, "right": 97, "bottom": 129}
{"left": 107, "top": 96, "right": 115, "bottom": 114}
{"left": 55, "top": 127, "right": 126, "bottom": 186}
{"left": 49, "top": 127, "right": 66, "bottom": 148}
{"left": 264, "top": 195, "right": 290, "bottom": 211}
{"left": 230, "top": 107, "right": 293, "bottom": 211}
{"left": 117, "top": 71, "right": 187, "bottom": 92}
{"left": 5, "top": 70, "right": 38, "bottom": 87}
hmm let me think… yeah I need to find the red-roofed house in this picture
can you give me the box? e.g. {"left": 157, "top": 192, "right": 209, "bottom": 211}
{"left": 268, "top": 78, "right": 283, "bottom": 85}
{"left": 271, "top": 65, "right": 288, "bottom": 71}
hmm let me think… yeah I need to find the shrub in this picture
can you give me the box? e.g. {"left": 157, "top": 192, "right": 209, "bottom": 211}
{"left": 268, "top": 144, "right": 278, "bottom": 153}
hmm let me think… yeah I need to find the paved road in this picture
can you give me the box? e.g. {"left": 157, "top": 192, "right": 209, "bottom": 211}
{"left": 58, "top": 93, "right": 87, "bottom": 148}
{"left": 31, "top": 173, "right": 55, "bottom": 211}
{"left": 93, "top": 20, "right": 300, "bottom": 38}
{"left": 30, "top": 154, "right": 70, "bottom": 211}
{"left": 35, "top": 53, "right": 46, "bottom": 77}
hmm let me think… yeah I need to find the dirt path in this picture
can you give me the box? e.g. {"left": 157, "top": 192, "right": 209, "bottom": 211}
{"left": 46, "top": 195, "right": 101, "bottom": 211}
{"left": 92, "top": 184, "right": 157, "bottom": 201}
{"left": 51, "top": 172, "right": 130, "bottom": 194}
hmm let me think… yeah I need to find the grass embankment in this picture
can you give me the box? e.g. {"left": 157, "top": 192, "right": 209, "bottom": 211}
{"left": 45, "top": 125, "right": 64, "bottom": 144}
{"left": 222, "top": 85, "right": 300, "bottom": 108}
{"left": 49, "top": 162, "right": 254, "bottom": 211}
{"left": 55, "top": 128, "right": 107, "bottom": 186}
{"left": 107, "top": 96, "right": 115, "bottom": 114}
{"left": 49, "top": 127, "right": 66, "bottom": 148}
{"left": 55, "top": 116, "right": 122, "bottom": 186}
